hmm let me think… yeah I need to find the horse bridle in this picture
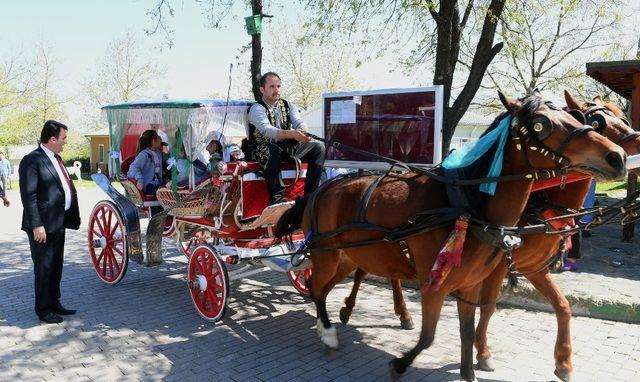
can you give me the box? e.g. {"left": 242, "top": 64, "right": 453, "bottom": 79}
{"left": 576, "top": 104, "right": 640, "bottom": 145}
{"left": 510, "top": 103, "right": 595, "bottom": 175}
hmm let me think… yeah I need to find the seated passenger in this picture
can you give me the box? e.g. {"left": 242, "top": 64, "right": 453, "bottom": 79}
{"left": 127, "top": 129, "right": 163, "bottom": 196}
{"left": 174, "top": 146, "right": 208, "bottom": 187}
{"left": 204, "top": 135, "right": 226, "bottom": 177}
{"left": 227, "top": 144, "right": 245, "bottom": 162}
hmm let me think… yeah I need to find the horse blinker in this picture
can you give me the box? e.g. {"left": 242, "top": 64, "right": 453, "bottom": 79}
{"left": 529, "top": 115, "right": 553, "bottom": 141}
{"left": 587, "top": 113, "right": 607, "bottom": 133}
{"left": 567, "top": 109, "right": 586, "bottom": 125}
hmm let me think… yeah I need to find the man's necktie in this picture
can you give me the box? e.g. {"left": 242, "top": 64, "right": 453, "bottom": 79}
{"left": 54, "top": 154, "right": 75, "bottom": 199}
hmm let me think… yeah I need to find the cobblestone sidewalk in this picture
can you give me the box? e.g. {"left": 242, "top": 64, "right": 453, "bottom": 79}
{"left": 0, "top": 189, "right": 639, "bottom": 381}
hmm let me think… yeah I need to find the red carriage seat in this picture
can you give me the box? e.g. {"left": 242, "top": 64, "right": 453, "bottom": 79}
{"left": 230, "top": 161, "right": 307, "bottom": 220}
{"left": 119, "top": 156, "right": 158, "bottom": 202}
{"left": 121, "top": 156, "right": 134, "bottom": 175}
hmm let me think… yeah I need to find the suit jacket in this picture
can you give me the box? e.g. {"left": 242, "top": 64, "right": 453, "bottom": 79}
{"left": 19, "top": 147, "right": 80, "bottom": 233}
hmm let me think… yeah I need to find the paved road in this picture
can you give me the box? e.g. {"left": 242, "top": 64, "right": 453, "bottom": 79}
{"left": 0, "top": 188, "right": 639, "bottom": 381}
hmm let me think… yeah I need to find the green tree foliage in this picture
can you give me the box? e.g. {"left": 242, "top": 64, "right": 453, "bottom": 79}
{"left": 146, "top": 0, "right": 270, "bottom": 100}
{"left": 0, "top": 45, "right": 68, "bottom": 147}
{"left": 301, "top": 0, "right": 507, "bottom": 152}
{"left": 82, "top": 32, "right": 165, "bottom": 107}
{"left": 265, "top": 23, "right": 357, "bottom": 109}
{"left": 477, "top": 0, "right": 625, "bottom": 109}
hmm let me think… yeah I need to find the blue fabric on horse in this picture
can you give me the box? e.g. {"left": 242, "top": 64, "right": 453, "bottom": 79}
{"left": 442, "top": 115, "right": 512, "bottom": 195}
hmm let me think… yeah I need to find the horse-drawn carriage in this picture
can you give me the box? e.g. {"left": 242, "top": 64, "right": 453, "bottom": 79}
{"left": 88, "top": 99, "right": 312, "bottom": 322}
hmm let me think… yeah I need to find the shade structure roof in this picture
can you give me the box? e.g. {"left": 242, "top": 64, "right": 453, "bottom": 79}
{"left": 586, "top": 60, "right": 640, "bottom": 100}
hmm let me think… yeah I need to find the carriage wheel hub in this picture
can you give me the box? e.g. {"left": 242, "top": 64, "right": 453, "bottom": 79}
{"left": 93, "top": 237, "right": 107, "bottom": 248}
{"left": 190, "top": 275, "right": 208, "bottom": 291}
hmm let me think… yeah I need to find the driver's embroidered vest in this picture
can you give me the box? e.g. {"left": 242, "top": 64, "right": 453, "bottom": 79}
{"left": 247, "top": 99, "right": 293, "bottom": 147}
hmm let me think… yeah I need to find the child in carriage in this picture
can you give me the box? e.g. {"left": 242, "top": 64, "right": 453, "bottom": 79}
{"left": 171, "top": 131, "right": 241, "bottom": 188}
{"left": 127, "top": 129, "right": 164, "bottom": 195}
{"left": 174, "top": 146, "right": 208, "bottom": 187}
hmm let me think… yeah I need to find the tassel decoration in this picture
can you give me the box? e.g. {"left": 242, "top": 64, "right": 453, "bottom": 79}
{"left": 421, "top": 214, "right": 470, "bottom": 294}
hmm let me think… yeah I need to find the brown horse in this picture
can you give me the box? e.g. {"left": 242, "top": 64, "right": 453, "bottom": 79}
{"left": 338, "top": 91, "right": 639, "bottom": 381}
{"left": 276, "top": 92, "right": 626, "bottom": 381}
{"left": 473, "top": 91, "right": 640, "bottom": 382}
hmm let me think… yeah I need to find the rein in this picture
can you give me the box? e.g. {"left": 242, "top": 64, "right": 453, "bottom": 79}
{"left": 307, "top": 133, "right": 574, "bottom": 185}
{"left": 278, "top": 109, "right": 633, "bottom": 306}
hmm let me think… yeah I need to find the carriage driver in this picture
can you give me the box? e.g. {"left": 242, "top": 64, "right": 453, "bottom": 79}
{"left": 247, "top": 72, "right": 325, "bottom": 204}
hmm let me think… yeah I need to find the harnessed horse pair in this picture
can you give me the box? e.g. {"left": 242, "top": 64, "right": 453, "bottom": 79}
{"left": 276, "top": 91, "right": 629, "bottom": 382}
{"left": 337, "top": 91, "right": 640, "bottom": 382}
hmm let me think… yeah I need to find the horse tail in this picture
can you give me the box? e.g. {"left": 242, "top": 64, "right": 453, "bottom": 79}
{"left": 275, "top": 194, "right": 311, "bottom": 241}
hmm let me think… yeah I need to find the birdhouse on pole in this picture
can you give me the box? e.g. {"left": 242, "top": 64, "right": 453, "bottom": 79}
{"left": 245, "top": 14, "right": 262, "bottom": 35}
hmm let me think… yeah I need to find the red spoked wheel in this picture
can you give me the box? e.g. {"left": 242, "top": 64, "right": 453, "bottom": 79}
{"left": 288, "top": 268, "right": 312, "bottom": 295}
{"left": 162, "top": 216, "right": 176, "bottom": 237}
{"left": 88, "top": 201, "right": 128, "bottom": 285}
{"left": 179, "top": 229, "right": 212, "bottom": 258}
{"left": 188, "top": 245, "right": 229, "bottom": 322}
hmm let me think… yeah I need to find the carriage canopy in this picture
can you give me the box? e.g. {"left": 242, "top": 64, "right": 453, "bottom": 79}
{"left": 101, "top": 99, "right": 254, "bottom": 176}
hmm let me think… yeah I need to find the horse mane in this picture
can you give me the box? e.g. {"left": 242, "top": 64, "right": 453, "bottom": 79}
{"left": 451, "top": 95, "right": 542, "bottom": 212}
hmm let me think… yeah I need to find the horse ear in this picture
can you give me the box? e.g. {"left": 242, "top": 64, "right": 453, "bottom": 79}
{"left": 592, "top": 95, "right": 604, "bottom": 106}
{"left": 564, "top": 90, "right": 582, "bottom": 110}
{"left": 498, "top": 91, "right": 519, "bottom": 111}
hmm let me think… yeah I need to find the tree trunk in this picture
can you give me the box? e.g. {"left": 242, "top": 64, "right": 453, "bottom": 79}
{"left": 431, "top": 0, "right": 506, "bottom": 154}
{"left": 250, "top": 0, "right": 263, "bottom": 101}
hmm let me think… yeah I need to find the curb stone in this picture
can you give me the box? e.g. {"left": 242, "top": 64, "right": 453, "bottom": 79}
{"left": 362, "top": 274, "right": 640, "bottom": 323}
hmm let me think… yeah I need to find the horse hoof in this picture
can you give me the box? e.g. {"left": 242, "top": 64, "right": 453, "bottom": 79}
{"left": 400, "top": 318, "right": 414, "bottom": 330}
{"left": 339, "top": 307, "right": 351, "bottom": 325}
{"left": 388, "top": 359, "right": 405, "bottom": 381}
{"left": 554, "top": 368, "right": 572, "bottom": 382}
{"left": 476, "top": 355, "right": 495, "bottom": 371}
{"left": 323, "top": 343, "right": 336, "bottom": 356}
{"left": 318, "top": 322, "right": 339, "bottom": 350}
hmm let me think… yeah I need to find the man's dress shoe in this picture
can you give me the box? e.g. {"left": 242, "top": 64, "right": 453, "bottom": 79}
{"left": 53, "top": 306, "right": 77, "bottom": 315}
{"left": 39, "top": 312, "right": 63, "bottom": 324}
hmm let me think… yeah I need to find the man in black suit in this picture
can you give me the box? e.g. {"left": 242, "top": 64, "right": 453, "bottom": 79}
{"left": 19, "top": 120, "right": 80, "bottom": 324}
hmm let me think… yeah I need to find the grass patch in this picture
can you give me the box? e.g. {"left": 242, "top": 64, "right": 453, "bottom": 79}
{"left": 8, "top": 176, "right": 100, "bottom": 191}
{"left": 595, "top": 178, "right": 627, "bottom": 194}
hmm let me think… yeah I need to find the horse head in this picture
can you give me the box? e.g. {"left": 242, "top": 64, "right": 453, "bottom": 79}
{"left": 565, "top": 90, "right": 640, "bottom": 175}
{"left": 499, "top": 91, "right": 626, "bottom": 181}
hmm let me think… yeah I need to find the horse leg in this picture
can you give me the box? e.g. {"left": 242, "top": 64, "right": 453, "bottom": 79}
{"left": 474, "top": 262, "right": 508, "bottom": 371}
{"left": 313, "top": 254, "right": 357, "bottom": 350}
{"left": 310, "top": 251, "right": 341, "bottom": 350}
{"left": 526, "top": 270, "right": 573, "bottom": 382}
{"left": 391, "top": 279, "right": 414, "bottom": 330}
{"left": 457, "top": 286, "right": 481, "bottom": 382}
{"left": 390, "top": 291, "right": 446, "bottom": 378}
{"left": 339, "top": 268, "right": 367, "bottom": 325}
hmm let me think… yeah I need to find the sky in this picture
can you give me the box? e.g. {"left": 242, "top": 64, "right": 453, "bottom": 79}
{"left": 0, "top": 0, "right": 415, "bottom": 126}
{"left": 1, "top": 0, "right": 639, "bottom": 128}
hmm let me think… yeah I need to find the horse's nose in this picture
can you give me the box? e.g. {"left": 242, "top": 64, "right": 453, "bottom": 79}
{"left": 606, "top": 151, "right": 626, "bottom": 176}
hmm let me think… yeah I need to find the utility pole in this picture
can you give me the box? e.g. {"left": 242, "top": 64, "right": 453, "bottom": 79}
{"left": 250, "top": 0, "right": 263, "bottom": 101}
